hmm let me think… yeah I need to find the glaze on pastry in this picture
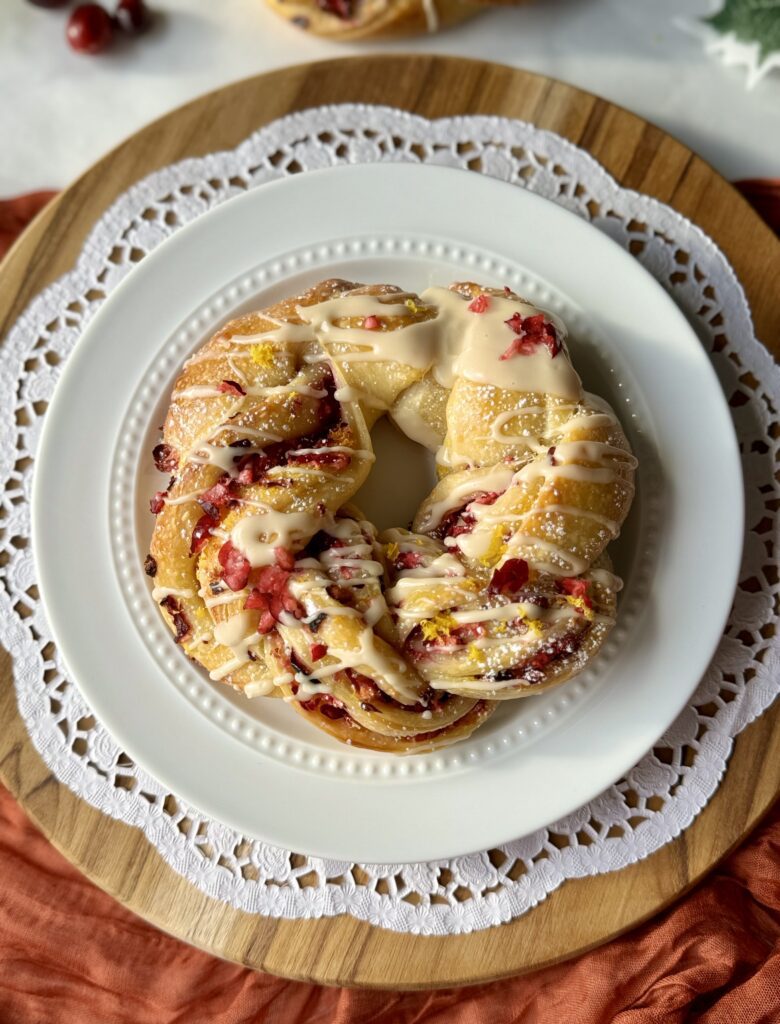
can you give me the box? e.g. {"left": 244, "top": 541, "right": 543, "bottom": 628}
{"left": 146, "top": 279, "right": 636, "bottom": 752}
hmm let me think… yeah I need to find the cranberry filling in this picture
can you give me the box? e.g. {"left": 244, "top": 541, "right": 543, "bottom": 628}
{"left": 488, "top": 558, "right": 529, "bottom": 596}
{"left": 394, "top": 550, "right": 424, "bottom": 570}
{"left": 557, "top": 576, "right": 594, "bottom": 612}
{"left": 310, "top": 643, "right": 328, "bottom": 662}
{"left": 159, "top": 595, "right": 191, "bottom": 644}
{"left": 198, "top": 474, "right": 237, "bottom": 517}
{"left": 299, "top": 693, "right": 349, "bottom": 720}
{"left": 317, "top": 0, "right": 353, "bottom": 17}
{"left": 244, "top": 556, "right": 304, "bottom": 633}
{"left": 498, "top": 628, "right": 589, "bottom": 683}
{"left": 429, "top": 491, "right": 500, "bottom": 541}
{"left": 218, "top": 540, "right": 252, "bottom": 592}
{"left": 230, "top": 370, "right": 346, "bottom": 484}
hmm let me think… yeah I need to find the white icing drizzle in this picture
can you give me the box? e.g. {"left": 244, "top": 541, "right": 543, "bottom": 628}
{"left": 151, "top": 586, "right": 194, "bottom": 600}
{"left": 202, "top": 587, "right": 246, "bottom": 608}
{"left": 290, "top": 287, "right": 581, "bottom": 399}
{"left": 175, "top": 382, "right": 327, "bottom": 401}
{"left": 421, "top": 0, "right": 438, "bottom": 31}
{"left": 421, "top": 465, "right": 516, "bottom": 530}
{"left": 230, "top": 509, "right": 323, "bottom": 568}
{"left": 210, "top": 610, "right": 262, "bottom": 682}
{"left": 334, "top": 385, "right": 389, "bottom": 410}
{"left": 160, "top": 284, "right": 634, "bottom": 715}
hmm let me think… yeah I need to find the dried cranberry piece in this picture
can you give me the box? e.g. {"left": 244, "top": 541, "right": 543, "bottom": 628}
{"left": 548, "top": 446, "right": 558, "bottom": 466}
{"left": 198, "top": 474, "right": 235, "bottom": 512}
{"left": 190, "top": 512, "right": 219, "bottom": 555}
{"left": 152, "top": 443, "right": 178, "bottom": 473}
{"left": 245, "top": 589, "right": 276, "bottom": 634}
{"left": 310, "top": 643, "right": 328, "bottom": 662}
{"left": 501, "top": 313, "right": 560, "bottom": 360}
{"left": 304, "top": 613, "right": 325, "bottom": 634}
{"left": 159, "top": 595, "right": 191, "bottom": 644}
{"left": 363, "top": 314, "right": 380, "bottom": 329}
{"left": 467, "top": 294, "right": 490, "bottom": 313}
{"left": 218, "top": 541, "right": 251, "bottom": 591}
{"left": 149, "top": 491, "right": 166, "bottom": 514}
{"left": 144, "top": 554, "right": 157, "bottom": 577}
{"left": 488, "top": 558, "right": 530, "bottom": 596}
{"left": 218, "top": 379, "right": 246, "bottom": 396}
{"left": 558, "top": 577, "right": 593, "bottom": 609}
{"left": 244, "top": 560, "right": 304, "bottom": 632}
{"left": 235, "top": 452, "right": 272, "bottom": 485}
{"left": 320, "top": 702, "right": 348, "bottom": 720}
{"left": 472, "top": 491, "right": 500, "bottom": 506}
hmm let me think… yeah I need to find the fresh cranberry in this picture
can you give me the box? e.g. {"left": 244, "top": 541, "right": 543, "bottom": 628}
{"left": 113, "top": 0, "right": 150, "bottom": 33}
{"left": 66, "top": 4, "right": 114, "bottom": 54}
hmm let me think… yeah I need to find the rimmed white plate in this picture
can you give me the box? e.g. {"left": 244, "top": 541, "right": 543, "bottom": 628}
{"left": 32, "top": 164, "right": 742, "bottom": 863}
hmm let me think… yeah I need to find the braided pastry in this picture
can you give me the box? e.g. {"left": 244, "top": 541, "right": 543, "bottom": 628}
{"left": 265, "top": 0, "right": 520, "bottom": 40}
{"left": 146, "top": 279, "right": 636, "bottom": 752}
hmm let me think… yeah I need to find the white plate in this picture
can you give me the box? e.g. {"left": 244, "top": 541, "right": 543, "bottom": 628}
{"left": 32, "top": 164, "right": 742, "bottom": 863}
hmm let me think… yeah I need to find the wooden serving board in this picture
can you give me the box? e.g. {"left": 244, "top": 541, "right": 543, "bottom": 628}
{"left": 1, "top": 56, "right": 778, "bottom": 990}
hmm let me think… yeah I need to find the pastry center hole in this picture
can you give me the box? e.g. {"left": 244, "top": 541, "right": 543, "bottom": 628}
{"left": 353, "top": 417, "right": 437, "bottom": 533}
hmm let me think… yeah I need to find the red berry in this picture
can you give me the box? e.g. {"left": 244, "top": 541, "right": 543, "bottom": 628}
{"left": 114, "top": 0, "right": 150, "bottom": 33}
{"left": 66, "top": 4, "right": 114, "bottom": 54}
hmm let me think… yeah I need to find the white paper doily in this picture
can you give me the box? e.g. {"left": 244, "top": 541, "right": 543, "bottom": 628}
{"left": 2, "top": 105, "right": 778, "bottom": 936}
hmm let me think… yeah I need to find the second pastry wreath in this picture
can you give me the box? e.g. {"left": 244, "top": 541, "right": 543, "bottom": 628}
{"left": 146, "top": 278, "right": 637, "bottom": 753}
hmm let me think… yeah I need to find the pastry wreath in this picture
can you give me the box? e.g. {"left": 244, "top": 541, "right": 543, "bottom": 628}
{"left": 265, "top": 0, "right": 518, "bottom": 41}
{"left": 147, "top": 279, "right": 636, "bottom": 753}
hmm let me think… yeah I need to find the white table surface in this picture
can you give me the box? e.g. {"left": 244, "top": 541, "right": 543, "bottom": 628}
{"left": 2, "top": 0, "right": 779, "bottom": 196}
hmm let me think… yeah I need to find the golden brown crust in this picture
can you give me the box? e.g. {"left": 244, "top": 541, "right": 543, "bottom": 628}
{"left": 147, "top": 277, "right": 635, "bottom": 752}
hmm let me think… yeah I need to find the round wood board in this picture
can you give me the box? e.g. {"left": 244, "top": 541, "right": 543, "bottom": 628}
{"left": 1, "top": 56, "right": 779, "bottom": 991}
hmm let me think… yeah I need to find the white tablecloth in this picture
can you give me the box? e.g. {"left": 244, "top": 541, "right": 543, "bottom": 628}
{"left": 2, "top": 0, "right": 779, "bottom": 195}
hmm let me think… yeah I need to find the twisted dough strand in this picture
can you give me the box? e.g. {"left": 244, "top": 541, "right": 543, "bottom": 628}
{"left": 147, "top": 279, "right": 636, "bottom": 750}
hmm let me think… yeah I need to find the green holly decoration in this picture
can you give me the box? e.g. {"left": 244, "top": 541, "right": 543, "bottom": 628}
{"left": 704, "top": 0, "right": 780, "bottom": 62}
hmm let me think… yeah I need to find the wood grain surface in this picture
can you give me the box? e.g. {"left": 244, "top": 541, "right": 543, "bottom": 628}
{"left": 1, "top": 56, "right": 778, "bottom": 990}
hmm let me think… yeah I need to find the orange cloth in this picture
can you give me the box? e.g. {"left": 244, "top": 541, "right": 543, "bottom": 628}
{"left": 2, "top": 190, "right": 779, "bottom": 1022}
{"left": 0, "top": 783, "right": 778, "bottom": 1023}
